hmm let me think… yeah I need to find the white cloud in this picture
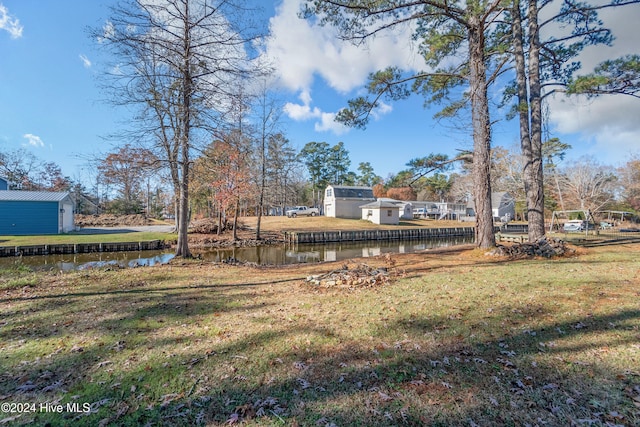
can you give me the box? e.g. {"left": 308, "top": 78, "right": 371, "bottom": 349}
{"left": 283, "top": 90, "right": 393, "bottom": 135}
{"left": 546, "top": 6, "right": 640, "bottom": 164}
{"left": 550, "top": 93, "right": 640, "bottom": 164}
{"left": 0, "top": 4, "right": 23, "bottom": 39}
{"left": 97, "top": 21, "right": 115, "bottom": 44}
{"left": 283, "top": 90, "right": 350, "bottom": 134}
{"left": 265, "top": 0, "right": 416, "bottom": 135}
{"left": 23, "top": 134, "right": 44, "bottom": 148}
{"left": 265, "top": 0, "right": 419, "bottom": 94}
{"left": 79, "top": 54, "right": 92, "bottom": 68}
{"left": 283, "top": 90, "right": 322, "bottom": 120}
{"left": 315, "top": 111, "right": 349, "bottom": 135}
{"left": 370, "top": 101, "right": 393, "bottom": 121}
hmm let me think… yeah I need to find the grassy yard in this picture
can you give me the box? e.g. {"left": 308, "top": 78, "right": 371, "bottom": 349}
{"left": 1, "top": 243, "right": 639, "bottom": 426}
{"left": 243, "top": 216, "right": 464, "bottom": 233}
{"left": 0, "top": 232, "right": 175, "bottom": 247}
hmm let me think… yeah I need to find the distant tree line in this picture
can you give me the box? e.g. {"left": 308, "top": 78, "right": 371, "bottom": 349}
{"left": 2, "top": 130, "right": 639, "bottom": 236}
{"left": 8, "top": 0, "right": 632, "bottom": 257}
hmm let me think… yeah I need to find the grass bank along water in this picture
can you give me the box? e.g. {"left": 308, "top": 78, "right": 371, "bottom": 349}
{"left": 0, "top": 244, "right": 639, "bottom": 425}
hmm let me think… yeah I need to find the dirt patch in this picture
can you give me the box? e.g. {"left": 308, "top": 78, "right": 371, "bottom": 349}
{"left": 188, "top": 218, "right": 250, "bottom": 234}
{"left": 75, "top": 214, "right": 152, "bottom": 227}
{"left": 187, "top": 228, "right": 283, "bottom": 248}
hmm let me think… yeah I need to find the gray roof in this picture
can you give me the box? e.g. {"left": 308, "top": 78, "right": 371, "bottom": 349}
{"left": 379, "top": 198, "right": 412, "bottom": 206}
{"left": 359, "top": 200, "right": 399, "bottom": 209}
{"left": 0, "top": 190, "right": 71, "bottom": 202}
{"left": 329, "top": 185, "right": 375, "bottom": 199}
{"left": 491, "top": 192, "right": 514, "bottom": 207}
{"left": 467, "top": 192, "right": 514, "bottom": 208}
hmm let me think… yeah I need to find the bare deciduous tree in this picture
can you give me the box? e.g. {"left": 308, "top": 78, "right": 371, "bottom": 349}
{"left": 618, "top": 156, "right": 640, "bottom": 211}
{"left": 97, "top": 144, "right": 157, "bottom": 214}
{"left": 558, "top": 157, "right": 617, "bottom": 212}
{"left": 94, "top": 0, "right": 265, "bottom": 257}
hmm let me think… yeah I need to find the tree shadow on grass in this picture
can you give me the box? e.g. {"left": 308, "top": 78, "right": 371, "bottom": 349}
{"left": 0, "top": 276, "right": 305, "bottom": 305}
{"left": 192, "top": 308, "right": 640, "bottom": 426}
{"left": 5, "top": 303, "right": 638, "bottom": 426}
{"left": 3, "top": 249, "right": 640, "bottom": 426}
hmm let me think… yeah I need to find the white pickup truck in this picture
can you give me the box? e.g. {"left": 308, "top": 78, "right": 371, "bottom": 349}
{"left": 286, "top": 206, "right": 319, "bottom": 218}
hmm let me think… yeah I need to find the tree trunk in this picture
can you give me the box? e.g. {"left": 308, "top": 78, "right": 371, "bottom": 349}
{"left": 175, "top": 151, "right": 191, "bottom": 257}
{"left": 468, "top": 19, "right": 495, "bottom": 249}
{"left": 526, "top": 0, "right": 546, "bottom": 241}
{"left": 233, "top": 197, "right": 239, "bottom": 241}
{"left": 513, "top": 0, "right": 541, "bottom": 240}
{"left": 175, "top": 1, "right": 192, "bottom": 258}
{"left": 256, "top": 135, "right": 266, "bottom": 240}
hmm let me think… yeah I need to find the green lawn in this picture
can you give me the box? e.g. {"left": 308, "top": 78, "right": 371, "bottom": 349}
{"left": 0, "top": 232, "right": 175, "bottom": 247}
{"left": 1, "top": 243, "right": 639, "bottom": 426}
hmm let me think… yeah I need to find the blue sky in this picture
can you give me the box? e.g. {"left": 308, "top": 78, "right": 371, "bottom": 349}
{"left": 1, "top": 0, "right": 639, "bottom": 185}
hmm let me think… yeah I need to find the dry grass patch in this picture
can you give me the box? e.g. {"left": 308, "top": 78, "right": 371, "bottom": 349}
{"left": 0, "top": 232, "right": 174, "bottom": 247}
{"left": 0, "top": 243, "right": 639, "bottom": 426}
{"left": 242, "top": 215, "right": 464, "bottom": 233}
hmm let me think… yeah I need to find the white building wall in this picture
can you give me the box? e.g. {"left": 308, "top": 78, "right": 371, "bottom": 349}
{"left": 362, "top": 207, "right": 399, "bottom": 225}
{"left": 61, "top": 202, "right": 75, "bottom": 233}
{"left": 336, "top": 200, "right": 364, "bottom": 218}
{"left": 325, "top": 185, "right": 376, "bottom": 218}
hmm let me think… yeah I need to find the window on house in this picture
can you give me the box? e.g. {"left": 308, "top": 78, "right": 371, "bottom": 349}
{"left": 387, "top": 210, "right": 392, "bottom": 217}
{"left": 326, "top": 189, "right": 332, "bottom": 197}
{"left": 367, "top": 210, "right": 373, "bottom": 216}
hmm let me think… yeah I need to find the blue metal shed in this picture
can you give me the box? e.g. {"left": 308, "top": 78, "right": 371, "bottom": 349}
{"left": 0, "top": 191, "right": 75, "bottom": 235}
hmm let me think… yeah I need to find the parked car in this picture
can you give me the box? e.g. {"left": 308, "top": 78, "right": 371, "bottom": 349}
{"left": 285, "top": 206, "right": 319, "bottom": 218}
{"left": 563, "top": 220, "right": 583, "bottom": 231}
{"left": 563, "top": 220, "right": 595, "bottom": 232}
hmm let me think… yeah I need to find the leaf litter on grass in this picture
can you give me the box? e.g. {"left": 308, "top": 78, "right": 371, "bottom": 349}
{"left": 304, "top": 254, "right": 404, "bottom": 290}
{"left": 1, "top": 245, "right": 640, "bottom": 426}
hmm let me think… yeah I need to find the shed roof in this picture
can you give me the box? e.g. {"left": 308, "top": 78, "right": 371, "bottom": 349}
{"left": 0, "top": 190, "right": 71, "bottom": 202}
{"left": 359, "top": 200, "right": 399, "bottom": 209}
{"left": 379, "top": 198, "right": 412, "bottom": 206}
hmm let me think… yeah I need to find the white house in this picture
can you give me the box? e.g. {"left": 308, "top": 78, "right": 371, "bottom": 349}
{"left": 359, "top": 200, "right": 400, "bottom": 225}
{"left": 411, "top": 201, "right": 467, "bottom": 220}
{"left": 492, "top": 192, "right": 515, "bottom": 220}
{"left": 324, "top": 185, "right": 376, "bottom": 219}
{"left": 464, "top": 192, "right": 516, "bottom": 221}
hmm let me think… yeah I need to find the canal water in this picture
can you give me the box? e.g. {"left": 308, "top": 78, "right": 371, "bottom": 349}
{"left": 0, "top": 236, "right": 473, "bottom": 271}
